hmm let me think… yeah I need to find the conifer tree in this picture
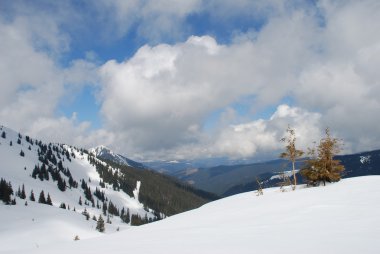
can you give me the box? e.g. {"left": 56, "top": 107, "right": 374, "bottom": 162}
{"left": 20, "top": 184, "right": 26, "bottom": 199}
{"left": 30, "top": 190, "right": 35, "bottom": 201}
{"left": 300, "top": 128, "right": 345, "bottom": 186}
{"left": 38, "top": 190, "right": 46, "bottom": 204}
{"left": 96, "top": 215, "right": 105, "bottom": 232}
{"left": 1, "top": 131, "right": 5, "bottom": 139}
{"left": 102, "top": 202, "right": 107, "bottom": 216}
{"left": 280, "top": 126, "right": 304, "bottom": 190}
{"left": 106, "top": 215, "right": 111, "bottom": 224}
{"left": 0, "top": 178, "right": 14, "bottom": 204}
{"left": 46, "top": 193, "right": 53, "bottom": 205}
{"left": 82, "top": 208, "right": 90, "bottom": 220}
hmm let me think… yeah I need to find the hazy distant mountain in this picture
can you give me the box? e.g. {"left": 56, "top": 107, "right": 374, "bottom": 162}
{"left": 173, "top": 149, "right": 380, "bottom": 196}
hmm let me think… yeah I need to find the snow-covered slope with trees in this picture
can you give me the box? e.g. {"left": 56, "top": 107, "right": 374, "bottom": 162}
{"left": 3, "top": 175, "right": 379, "bottom": 254}
{"left": 0, "top": 125, "right": 157, "bottom": 251}
{"left": 0, "top": 124, "right": 218, "bottom": 252}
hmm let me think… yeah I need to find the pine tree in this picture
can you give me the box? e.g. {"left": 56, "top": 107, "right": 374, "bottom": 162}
{"left": 20, "top": 184, "right": 26, "bottom": 199}
{"left": 57, "top": 176, "right": 66, "bottom": 192}
{"left": 82, "top": 208, "right": 90, "bottom": 220}
{"left": 30, "top": 190, "right": 35, "bottom": 201}
{"left": 280, "top": 126, "right": 304, "bottom": 190}
{"left": 20, "top": 150, "right": 25, "bottom": 157}
{"left": 0, "top": 178, "right": 14, "bottom": 204}
{"left": 96, "top": 215, "right": 105, "bottom": 232}
{"left": 102, "top": 202, "right": 107, "bottom": 216}
{"left": 1, "top": 131, "right": 5, "bottom": 139}
{"left": 38, "top": 190, "right": 46, "bottom": 204}
{"left": 78, "top": 196, "right": 82, "bottom": 205}
{"left": 300, "top": 128, "right": 345, "bottom": 186}
{"left": 16, "top": 186, "right": 21, "bottom": 197}
{"left": 46, "top": 193, "right": 53, "bottom": 205}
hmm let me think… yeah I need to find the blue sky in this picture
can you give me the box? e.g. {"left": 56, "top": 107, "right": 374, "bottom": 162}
{"left": 1, "top": 0, "right": 380, "bottom": 161}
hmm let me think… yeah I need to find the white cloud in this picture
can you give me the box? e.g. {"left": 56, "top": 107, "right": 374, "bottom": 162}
{"left": 0, "top": 8, "right": 103, "bottom": 149}
{"left": 98, "top": 35, "right": 263, "bottom": 152}
{"left": 27, "top": 114, "right": 115, "bottom": 149}
{"left": 97, "top": 0, "right": 380, "bottom": 160}
{"left": 2, "top": 0, "right": 380, "bottom": 161}
{"left": 199, "top": 104, "right": 321, "bottom": 159}
{"left": 97, "top": 6, "right": 322, "bottom": 157}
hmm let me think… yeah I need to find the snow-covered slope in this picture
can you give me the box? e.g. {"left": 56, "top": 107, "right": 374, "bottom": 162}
{"left": 0, "top": 125, "right": 155, "bottom": 252}
{"left": 5, "top": 175, "right": 380, "bottom": 254}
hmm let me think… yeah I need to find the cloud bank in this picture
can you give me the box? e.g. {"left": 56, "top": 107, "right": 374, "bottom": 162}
{"left": 1, "top": 0, "right": 380, "bottom": 161}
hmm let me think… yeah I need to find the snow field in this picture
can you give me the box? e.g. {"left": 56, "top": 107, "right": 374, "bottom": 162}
{"left": 3, "top": 176, "right": 378, "bottom": 254}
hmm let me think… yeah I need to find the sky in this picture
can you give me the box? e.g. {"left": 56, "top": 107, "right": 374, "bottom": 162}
{"left": 1, "top": 0, "right": 380, "bottom": 161}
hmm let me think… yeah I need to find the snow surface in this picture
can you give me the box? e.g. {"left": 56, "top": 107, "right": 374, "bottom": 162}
{"left": 270, "top": 169, "right": 299, "bottom": 180}
{"left": 360, "top": 155, "right": 371, "bottom": 164}
{"left": 3, "top": 175, "right": 379, "bottom": 254}
{"left": 0, "top": 126, "right": 153, "bottom": 252}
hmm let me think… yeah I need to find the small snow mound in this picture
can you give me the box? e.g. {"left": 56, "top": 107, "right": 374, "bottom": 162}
{"left": 270, "top": 170, "right": 298, "bottom": 180}
{"left": 360, "top": 155, "right": 371, "bottom": 164}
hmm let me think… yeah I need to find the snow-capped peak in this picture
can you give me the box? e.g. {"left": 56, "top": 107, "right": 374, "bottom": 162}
{"left": 89, "top": 145, "right": 146, "bottom": 169}
{"left": 89, "top": 145, "right": 113, "bottom": 157}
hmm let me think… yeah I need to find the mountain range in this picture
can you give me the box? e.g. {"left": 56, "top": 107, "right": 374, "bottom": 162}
{"left": 88, "top": 142, "right": 380, "bottom": 197}
{"left": 0, "top": 125, "right": 217, "bottom": 232}
{"left": 171, "top": 150, "right": 380, "bottom": 196}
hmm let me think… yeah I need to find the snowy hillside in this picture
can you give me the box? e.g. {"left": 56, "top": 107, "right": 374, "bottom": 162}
{"left": 0, "top": 125, "right": 157, "bottom": 251}
{"left": 4, "top": 175, "right": 379, "bottom": 254}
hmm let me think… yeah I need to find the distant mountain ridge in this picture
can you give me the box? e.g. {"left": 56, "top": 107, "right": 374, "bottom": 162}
{"left": 89, "top": 145, "right": 146, "bottom": 169}
{"left": 171, "top": 149, "right": 380, "bottom": 196}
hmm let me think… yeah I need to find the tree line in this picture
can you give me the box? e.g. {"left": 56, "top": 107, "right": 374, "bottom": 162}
{"left": 280, "top": 126, "right": 345, "bottom": 189}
